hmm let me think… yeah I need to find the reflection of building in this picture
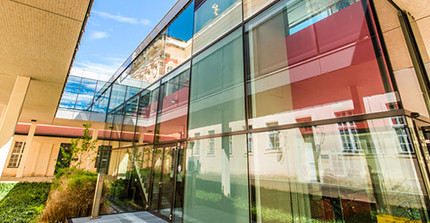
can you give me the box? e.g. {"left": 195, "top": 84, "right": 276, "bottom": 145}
{"left": 4, "top": 0, "right": 430, "bottom": 222}
{"left": 82, "top": 0, "right": 430, "bottom": 222}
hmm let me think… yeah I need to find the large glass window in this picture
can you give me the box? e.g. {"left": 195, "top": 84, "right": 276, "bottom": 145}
{"left": 164, "top": 2, "right": 194, "bottom": 74}
{"left": 140, "top": 32, "right": 167, "bottom": 83}
{"left": 75, "top": 78, "right": 97, "bottom": 110}
{"left": 188, "top": 29, "right": 245, "bottom": 137}
{"left": 90, "top": 87, "right": 111, "bottom": 122}
{"left": 243, "top": 0, "right": 276, "bottom": 19}
{"left": 245, "top": 0, "right": 397, "bottom": 129}
{"left": 108, "top": 80, "right": 127, "bottom": 113}
{"left": 120, "top": 96, "right": 139, "bottom": 147}
{"left": 155, "top": 62, "right": 190, "bottom": 142}
{"left": 193, "top": 0, "right": 243, "bottom": 53}
{"left": 184, "top": 135, "right": 249, "bottom": 222}
{"left": 135, "top": 84, "right": 160, "bottom": 144}
{"left": 59, "top": 76, "right": 81, "bottom": 109}
{"left": 248, "top": 116, "right": 430, "bottom": 222}
{"left": 110, "top": 108, "right": 125, "bottom": 148}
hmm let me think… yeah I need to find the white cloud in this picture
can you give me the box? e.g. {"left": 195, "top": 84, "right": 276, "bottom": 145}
{"left": 140, "top": 19, "right": 151, "bottom": 26}
{"left": 93, "top": 10, "right": 151, "bottom": 26}
{"left": 89, "top": 31, "right": 109, "bottom": 40}
{"left": 74, "top": 61, "right": 122, "bottom": 75}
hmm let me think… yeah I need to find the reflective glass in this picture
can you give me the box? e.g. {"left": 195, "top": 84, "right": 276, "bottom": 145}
{"left": 110, "top": 108, "right": 125, "bottom": 148}
{"left": 243, "top": 0, "right": 276, "bottom": 19}
{"left": 245, "top": 0, "right": 397, "bottom": 129}
{"left": 120, "top": 96, "right": 139, "bottom": 147}
{"left": 139, "top": 32, "right": 167, "bottom": 83}
{"left": 164, "top": 2, "right": 194, "bottom": 74}
{"left": 249, "top": 116, "right": 429, "bottom": 222}
{"left": 188, "top": 29, "right": 245, "bottom": 137}
{"left": 59, "top": 76, "right": 81, "bottom": 109}
{"left": 184, "top": 135, "right": 249, "bottom": 222}
{"left": 75, "top": 78, "right": 97, "bottom": 110}
{"left": 135, "top": 84, "right": 160, "bottom": 144}
{"left": 156, "top": 62, "right": 190, "bottom": 142}
{"left": 108, "top": 81, "right": 127, "bottom": 112}
{"left": 92, "top": 87, "right": 111, "bottom": 114}
{"left": 193, "top": 0, "right": 242, "bottom": 53}
{"left": 127, "top": 50, "right": 148, "bottom": 85}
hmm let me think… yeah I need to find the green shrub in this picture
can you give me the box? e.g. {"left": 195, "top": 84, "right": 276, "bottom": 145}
{"left": 0, "top": 182, "right": 51, "bottom": 223}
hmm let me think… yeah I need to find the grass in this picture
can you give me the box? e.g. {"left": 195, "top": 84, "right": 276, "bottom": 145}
{"left": 0, "top": 182, "right": 51, "bottom": 223}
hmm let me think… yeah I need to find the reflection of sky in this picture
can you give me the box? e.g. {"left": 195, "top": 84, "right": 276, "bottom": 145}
{"left": 194, "top": 0, "right": 236, "bottom": 33}
{"left": 167, "top": 1, "right": 194, "bottom": 41}
{"left": 290, "top": 11, "right": 329, "bottom": 35}
{"left": 59, "top": 77, "right": 101, "bottom": 111}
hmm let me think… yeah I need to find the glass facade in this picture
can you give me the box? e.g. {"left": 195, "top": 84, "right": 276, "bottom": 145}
{"left": 75, "top": 0, "right": 430, "bottom": 222}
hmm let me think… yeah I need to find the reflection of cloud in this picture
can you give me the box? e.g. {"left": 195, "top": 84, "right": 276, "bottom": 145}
{"left": 89, "top": 31, "right": 109, "bottom": 40}
{"left": 74, "top": 61, "right": 122, "bottom": 75}
{"left": 93, "top": 10, "right": 151, "bottom": 26}
{"left": 102, "top": 57, "right": 126, "bottom": 63}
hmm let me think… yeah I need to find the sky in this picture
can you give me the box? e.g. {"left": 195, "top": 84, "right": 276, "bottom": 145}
{"left": 73, "top": 0, "right": 178, "bottom": 75}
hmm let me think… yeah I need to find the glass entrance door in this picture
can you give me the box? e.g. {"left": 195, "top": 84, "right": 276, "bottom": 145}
{"left": 150, "top": 145, "right": 179, "bottom": 220}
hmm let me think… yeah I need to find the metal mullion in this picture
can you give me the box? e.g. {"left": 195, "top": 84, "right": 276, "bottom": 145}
{"left": 361, "top": 0, "right": 395, "bottom": 95}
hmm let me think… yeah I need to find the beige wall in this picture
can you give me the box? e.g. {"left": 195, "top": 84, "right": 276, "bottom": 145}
{"left": 2, "top": 134, "right": 107, "bottom": 178}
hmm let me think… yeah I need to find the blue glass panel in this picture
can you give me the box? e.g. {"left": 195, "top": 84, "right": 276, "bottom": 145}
{"left": 59, "top": 76, "right": 81, "bottom": 109}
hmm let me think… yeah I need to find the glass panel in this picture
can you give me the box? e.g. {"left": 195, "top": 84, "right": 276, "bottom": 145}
{"left": 110, "top": 108, "right": 125, "bottom": 148}
{"left": 156, "top": 62, "right": 190, "bottom": 142}
{"left": 75, "top": 78, "right": 97, "bottom": 110}
{"left": 188, "top": 29, "right": 245, "bottom": 137}
{"left": 193, "top": 0, "right": 243, "bottom": 53}
{"left": 160, "top": 148, "right": 175, "bottom": 217}
{"left": 101, "top": 112, "right": 114, "bottom": 143}
{"left": 184, "top": 135, "right": 250, "bottom": 222}
{"left": 139, "top": 145, "right": 153, "bottom": 205}
{"left": 249, "top": 116, "right": 429, "bottom": 222}
{"left": 173, "top": 146, "right": 185, "bottom": 222}
{"left": 151, "top": 147, "right": 164, "bottom": 210}
{"left": 141, "top": 32, "right": 167, "bottom": 83}
{"left": 128, "top": 49, "right": 148, "bottom": 85}
{"left": 164, "top": 2, "right": 194, "bottom": 74}
{"left": 245, "top": 0, "right": 398, "bottom": 129}
{"left": 243, "top": 0, "right": 276, "bottom": 19}
{"left": 120, "top": 96, "right": 139, "bottom": 147}
{"left": 92, "top": 87, "right": 111, "bottom": 114}
{"left": 136, "top": 84, "right": 160, "bottom": 144}
{"left": 59, "top": 76, "right": 81, "bottom": 109}
{"left": 108, "top": 81, "right": 127, "bottom": 112}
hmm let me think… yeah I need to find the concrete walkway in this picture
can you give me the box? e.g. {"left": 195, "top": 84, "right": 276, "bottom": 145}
{"left": 70, "top": 211, "right": 167, "bottom": 223}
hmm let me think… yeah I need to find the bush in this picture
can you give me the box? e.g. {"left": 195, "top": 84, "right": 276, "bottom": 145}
{"left": 0, "top": 182, "right": 51, "bottom": 223}
{"left": 40, "top": 168, "right": 108, "bottom": 222}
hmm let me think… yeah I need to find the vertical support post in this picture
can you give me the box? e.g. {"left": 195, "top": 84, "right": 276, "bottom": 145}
{"left": 0, "top": 76, "right": 31, "bottom": 178}
{"left": 90, "top": 173, "right": 105, "bottom": 219}
{"left": 16, "top": 120, "right": 37, "bottom": 177}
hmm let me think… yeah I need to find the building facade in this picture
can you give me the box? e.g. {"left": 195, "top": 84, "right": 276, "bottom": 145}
{"left": 8, "top": 0, "right": 430, "bottom": 222}
{"left": 83, "top": 0, "right": 430, "bottom": 222}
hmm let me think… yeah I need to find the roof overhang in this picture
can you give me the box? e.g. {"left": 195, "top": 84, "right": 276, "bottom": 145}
{"left": 0, "top": 0, "right": 93, "bottom": 125}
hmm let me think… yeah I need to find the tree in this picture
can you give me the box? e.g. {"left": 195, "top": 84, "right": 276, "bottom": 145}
{"left": 58, "top": 123, "right": 98, "bottom": 170}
